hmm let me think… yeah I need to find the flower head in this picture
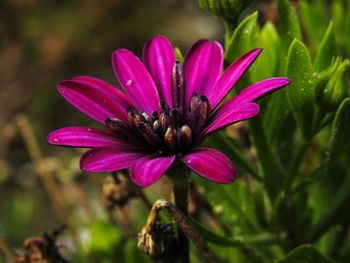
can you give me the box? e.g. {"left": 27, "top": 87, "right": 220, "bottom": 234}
{"left": 48, "top": 35, "right": 289, "bottom": 187}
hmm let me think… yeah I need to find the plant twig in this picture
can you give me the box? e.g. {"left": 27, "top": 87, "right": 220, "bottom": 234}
{"left": 141, "top": 199, "right": 219, "bottom": 263}
{"left": 282, "top": 140, "right": 309, "bottom": 193}
{"left": 0, "top": 239, "right": 16, "bottom": 263}
{"left": 15, "top": 114, "right": 80, "bottom": 248}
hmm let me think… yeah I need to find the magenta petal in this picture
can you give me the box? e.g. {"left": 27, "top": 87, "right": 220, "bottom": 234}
{"left": 201, "top": 103, "right": 260, "bottom": 137}
{"left": 143, "top": 35, "right": 175, "bottom": 107}
{"left": 226, "top": 77, "right": 290, "bottom": 107}
{"left": 58, "top": 79, "right": 128, "bottom": 124}
{"left": 130, "top": 155, "right": 176, "bottom": 187}
{"left": 112, "top": 49, "right": 160, "bottom": 113}
{"left": 183, "top": 40, "right": 223, "bottom": 108}
{"left": 80, "top": 147, "right": 143, "bottom": 172}
{"left": 47, "top": 126, "right": 131, "bottom": 148}
{"left": 182, "top": 147, "right": 236, "bottom": 183}
{"left": 74, "top": 76, "right": 133, "bottom": 109}
{"left": 206, "top": 48, "right": 262, "bottom": 109}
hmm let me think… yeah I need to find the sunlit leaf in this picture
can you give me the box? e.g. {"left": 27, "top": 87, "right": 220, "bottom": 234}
{"left": 225, "top": 12, "right": 258, "bottom": 65}
{"left": 314, "top": 22, "right": 336, "bottom": 72}
{"left": 286, "top": 39, "right": 315, "bottom": 139}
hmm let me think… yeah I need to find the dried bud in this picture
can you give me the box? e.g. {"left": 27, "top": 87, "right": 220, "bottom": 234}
{"left": 138, "top": 221, "right": 177, "bottom": 261}
{"left": 102, "top": 173, "right": 138, "bottom": 207}
{"left": 15, "top": 225, "right": 68, "bottom": 263}
{"left": 315, "top": 58, "right": 349, "bottom": 112}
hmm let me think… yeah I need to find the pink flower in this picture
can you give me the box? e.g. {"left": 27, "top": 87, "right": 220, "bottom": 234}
{"left": 48, "top": 36, "right": 289, "bottom": 187}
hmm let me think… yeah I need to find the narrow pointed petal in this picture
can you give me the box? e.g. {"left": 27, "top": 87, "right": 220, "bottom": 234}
{"left": 184, "top": 40, "right": 223, "bottom": 108}
{"left": 226, "top": 77, "right": 290, "bottom": 106}
{"left": 206, "top": 48, "right": 262, "bottom": 109}
{"left": 182, "top": 147, "right": 236, "bottom": 183}
{"left": 130, "top": 155, "right": 176, "bottom": 187}
{"left": 74, "top": 76, "right": 133, "bottom": 108}
{"left": 80, "top": 147, "right": 143, "bottom": 172}
{"left": 143, "top": 35, "right": 175, "bottom": 107}
{"left": 47, "top": 126, "right": 131, "bottom": 148}
{"left": 58, "top": 79, "right": 128, "bottom": 124}
{"left": 201, "top": 103, "right": 260, "bottom": 137}
{"left": 112, "top": 49, "right": 160, "bottom": 113}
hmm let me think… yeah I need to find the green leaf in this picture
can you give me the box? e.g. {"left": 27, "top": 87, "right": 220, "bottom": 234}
{"left": 314, "top": 22, "right": 336, "bottom": 72}
{"left": 276, "top": 0, "right": 302, "bottom": 54}
{"left": 225, "top": 11, "right": 258, "bottom": 65}
{"left": 310, "top": 171, "right": 350, "bottom": 243}
{"left": 315, "top": 58, "right": 349, "bottom": 112}
{"left": 250, "top": 117, "right": 283, "bottom": 201}
{"left": 250, "top": 22, "right": 281, "bottom": 82}
{"left": 286, "top": 39, "right": 315, "bottom": 140}
{"left": 194, "top": 177, "right": 259, "bottom": 233}
{"left": 328, "top": 98, "right": 350, "bottom": 159}
{"left": 276, "top": 245, "right": 334, "bottom": 263}
{"left": 253, "top": 184, "right": 270, "bottom": 228}
{"left": 264, "top": 92, "right": 292, "bottom": 144}
{"left": 332, "top": 0, "right": 345, "bottom": 41}
{"left": 190, "top": 218, "right": 265, "bottom": 263}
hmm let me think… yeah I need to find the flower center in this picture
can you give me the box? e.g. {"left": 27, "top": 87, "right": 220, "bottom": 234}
{"left": 105, "top": 62, "right": 211, "bottom": 155}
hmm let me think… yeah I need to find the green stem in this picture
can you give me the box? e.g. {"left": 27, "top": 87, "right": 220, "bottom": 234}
{"left": 250, "top": 118, "right": 281, "bottom": 201}
{"left": 311, "top": 108, "right": 326, "bottom": 137}
{"left": 282, "top": 140, "right": 309, "bottom": 193}
{"left": 170, "top": 168, "right": 190, "bottom": 263}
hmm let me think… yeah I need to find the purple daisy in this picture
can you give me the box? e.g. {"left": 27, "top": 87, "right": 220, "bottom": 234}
{"left": 48, "top": 35, "right": 289, "bottom": 187}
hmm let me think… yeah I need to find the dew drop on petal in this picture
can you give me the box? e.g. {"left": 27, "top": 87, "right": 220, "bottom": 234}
{"left": 53, "top": 138, "right": 60, "bottom": 143}
{"left": 126, "top": 79, "right": 133, "bottom": 86}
